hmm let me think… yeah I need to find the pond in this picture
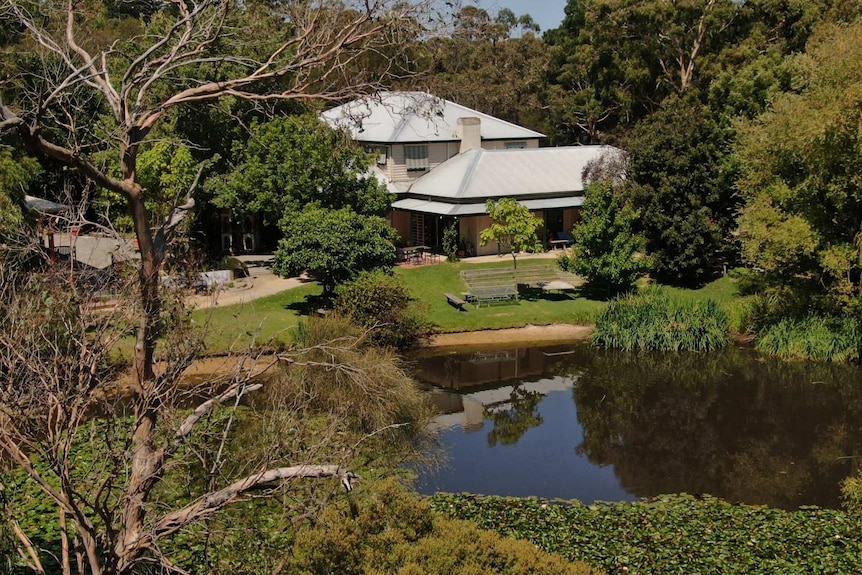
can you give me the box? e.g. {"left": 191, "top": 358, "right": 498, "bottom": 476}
{"left": 410, "top": 342, "right": 862, "bottom": 510}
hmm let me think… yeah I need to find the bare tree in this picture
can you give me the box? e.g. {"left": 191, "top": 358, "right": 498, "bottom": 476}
{"left": 0, "top": 0, "right": 454, "bottom": 572}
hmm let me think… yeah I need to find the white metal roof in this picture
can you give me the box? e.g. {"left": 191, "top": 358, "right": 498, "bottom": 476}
{"left": 391, "top": 196, "right": 585, "bottom": 216}
{"left": 405, "top": 146, "right": 613, "bottom": 201}
{"left": 321, "top": 91, "right": 545, "bottom": 143}
{"left": 24, "top": 195, "right": 69, "bottom": 214}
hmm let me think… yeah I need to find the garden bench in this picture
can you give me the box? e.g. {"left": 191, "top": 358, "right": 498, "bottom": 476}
{"left": 444, "top": 292, "right": 466, "bottom": 310}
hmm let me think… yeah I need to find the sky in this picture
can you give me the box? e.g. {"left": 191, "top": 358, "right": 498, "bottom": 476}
{"left": 472, "top": 0, "right": 568, "bottom": 34}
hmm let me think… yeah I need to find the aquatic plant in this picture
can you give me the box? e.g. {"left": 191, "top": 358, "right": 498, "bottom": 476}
{"left": 431, "top": 493, "right": 862, "bottom": 575}
{"left": 592, "top": 288, "right": 729, "bottom": 351}
{"left": 756, "top": 315, "right": 861, "bottom": 362}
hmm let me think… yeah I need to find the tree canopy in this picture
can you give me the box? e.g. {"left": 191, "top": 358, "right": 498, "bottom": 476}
{"left": 479, "top": 198, "right": 542, "bottom": 268}
{"left": 735, "top": 22, "right": 862, "bottom": 312}
{"left": 626, "top": 96, "right": 737, "bottom": 285}
{"left": 274, "top": 207, "right": 398, "bottom": 295}
{"left": 209, "top": 115, "right": 392, "bottom": 227}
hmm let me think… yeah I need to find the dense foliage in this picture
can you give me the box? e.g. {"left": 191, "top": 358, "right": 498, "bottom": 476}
{"left": 334, "top": 271, "right": 433, "bottom": 350}
{"left": 209, "top": 115, "right": 392, "bottom": 226}
{"left": 273, "top": 207, "right": 397, "bottom": 294}
{"left": 431, "top": 493, "right": 862, "bottom": 575}
{"left": 756, "top": 315, "right": 861, "bottom": 362}
{"left": 0, "top": 146, "right": 40, "bottom": 236}
{"left": 736, "top": 22, "right": 862, "bottom": 314}
{"left": 592, "top": 287, "right": 729, "bottom": 351}
{"left": 561, "top": 180, "right": 647, "bottom": 294}
{"left": 286, "top": 478, "right": 602, "bottom": 575}
{"left": 625, "top": 96, "right": 737, "bottom": 285}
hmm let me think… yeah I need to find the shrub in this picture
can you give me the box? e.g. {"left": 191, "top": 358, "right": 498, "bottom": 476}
{"left": 842, "top": 472, "right": 862, "bottom": 515}
{"left": 334, "top": 271, "right": 433, "bottom": 350}
{"left": 286, "top": 315, "right": 435, "bottom": 442}
{"left": 592, "top": 287, "right": 729, "bottom": 351}
{"left": 755, "top": 315, "right": 861, "bottom": 362}
{"left": 285, "top": 477, "right": 602, "bottom": 575}
{"left": 442, "top": 222, "right": 459, "bottom": 262}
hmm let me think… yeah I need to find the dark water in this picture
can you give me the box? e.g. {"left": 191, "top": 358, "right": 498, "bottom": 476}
{"left": 411, "top": 343, "right": 862, "bottom": 509}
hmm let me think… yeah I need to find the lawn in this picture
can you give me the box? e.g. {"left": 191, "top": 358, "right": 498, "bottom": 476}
{"left": 192, "top": 282, "right": 323, "bottom": 352}
{"left": 192, "top": 259, "right": 744, "bottom": 354}
{"left": 394, "top": 258, "right": 607, "bottom": 332}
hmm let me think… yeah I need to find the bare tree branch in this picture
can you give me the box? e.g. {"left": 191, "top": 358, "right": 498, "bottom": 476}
{"left": 153, "top": 465, "right": 356, "bottom": 538}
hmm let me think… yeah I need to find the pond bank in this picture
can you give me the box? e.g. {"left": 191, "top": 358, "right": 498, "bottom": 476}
{"left": 427, "top": 323, "right": 593, "bottom": 348}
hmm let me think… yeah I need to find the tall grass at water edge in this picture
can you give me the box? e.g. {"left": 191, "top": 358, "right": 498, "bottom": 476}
{"left": 756, "top": 315, "right": 861, "bottom": 362}
{"left": 592, "top": 287, "right": 730, "bottom": 351}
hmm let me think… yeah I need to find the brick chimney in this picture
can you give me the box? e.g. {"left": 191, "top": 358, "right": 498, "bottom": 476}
{"left": 457, "top": 117, "right": 481, "bottom": 153}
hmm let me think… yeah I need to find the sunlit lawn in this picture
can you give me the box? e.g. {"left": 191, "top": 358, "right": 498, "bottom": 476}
{"left": 192, "top": 258, "right": 744, "bottom": 354}
{"left": 192, "top": 283, "right": 323, "bottom": 352}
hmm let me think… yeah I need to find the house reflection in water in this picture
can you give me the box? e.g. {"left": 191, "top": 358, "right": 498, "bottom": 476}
{"left": 411, "top": 345, "right": 578, "bottom": 432}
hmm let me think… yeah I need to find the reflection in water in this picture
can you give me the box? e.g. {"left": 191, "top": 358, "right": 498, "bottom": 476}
{"left": 412, "top": 343, "right": 862, "bottom": 509}
{"left": 486, "top": 387, "right": 544, "bottom": 447}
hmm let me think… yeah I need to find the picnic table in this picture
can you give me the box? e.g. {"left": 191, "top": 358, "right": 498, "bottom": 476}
{"left": 465, "top": 285, "right": 519, "bottom": 307}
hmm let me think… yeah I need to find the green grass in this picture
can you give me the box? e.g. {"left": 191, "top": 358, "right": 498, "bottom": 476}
{"left": 193, "top": 262, "right": 745, "bottom": 354}
{"left": 192, "top": 283, "right": 323, "bottom": 352}
{"left": 395, "top": 259, "right": 606, "bottom": 333}
{"left": 756, "top": 315, "right": 861, "bottom": 362}
{"left": 593, "top": 286, "right": 731, "bottom": 352}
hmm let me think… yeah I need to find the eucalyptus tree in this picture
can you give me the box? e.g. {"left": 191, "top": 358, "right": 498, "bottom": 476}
{"left": 735, "top": 21, "right": 862, "bottom": 313}
{"left": 546, "top": 0, "right": 737, "bottom": 142}
{"left": 0, "top": 0, "right": 459, "bottom": 572}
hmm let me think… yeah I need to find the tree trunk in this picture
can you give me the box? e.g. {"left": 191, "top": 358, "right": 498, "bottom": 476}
{"left": 115, "top": 190, "right": 164, "bottom": 572}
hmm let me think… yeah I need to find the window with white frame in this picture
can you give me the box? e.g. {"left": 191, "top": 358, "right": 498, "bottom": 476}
{"left": 505, "top": 141, "right": 527, "bottom": 149}
{"left": 365, "top": 145, "right": 388, "bottom": 166}
{"left": 405, "top": 145, "right": 429, "bottom": 171}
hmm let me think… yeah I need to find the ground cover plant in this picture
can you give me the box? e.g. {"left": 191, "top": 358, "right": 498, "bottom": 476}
{"left": 431, "top": 493, "right": 862, "bottom": 575}
{"left": 592, "top": 286, "right": 730, "bottom": 351}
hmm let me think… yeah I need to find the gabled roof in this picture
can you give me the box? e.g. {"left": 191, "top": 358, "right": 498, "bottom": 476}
{"left": 404, "top": 146, "right": 613, "bottom": 201}
{"left": 320, "top": 91, "right": 545, "bottom": 143}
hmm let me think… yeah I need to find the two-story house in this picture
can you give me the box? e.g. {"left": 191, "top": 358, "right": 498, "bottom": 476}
{"left": 322, "top": 91, "right": 613, "bottom": 256}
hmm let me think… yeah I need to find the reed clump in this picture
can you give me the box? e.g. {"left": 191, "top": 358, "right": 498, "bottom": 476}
{"left": 592, "top": 288, "right": 729, "bottom": 351}
{"left": 756, "top": 315, "right": 861, "bottom": 362}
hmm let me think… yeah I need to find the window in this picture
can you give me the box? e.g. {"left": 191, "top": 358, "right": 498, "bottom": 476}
{"left": 405, "top": 145, "right": 429, "bottom": 171}
{"left": 505, "top": 141, "right": 527, "bottom": 149}
{"left": 365, "top": 145, "right": 388, "bottom": 166}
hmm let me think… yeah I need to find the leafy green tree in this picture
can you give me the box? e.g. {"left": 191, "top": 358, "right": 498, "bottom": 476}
{"left": 546, "top": 0, "right": 737, "bottom": 143}
{"left": 626, "top": 95, "right": 738, "bottom": 285}
{"left": 564, "top": 180, "right": 647, "bottom": 294}
{"left": 418, "top": 34, "right": 555, "bottom": 135}
{"left": 274, "top": 207, "right": 397, "bottom": 295}
{"left": 479, "top": 198, "right": 542, "bottom": 268}
{"left": 0, "top": 146, "right": 40, "bottom": 236}
{"left": 209, "top": 114, "right": 391, "bottom": 227}
{"left": 735, "top": 21, "right": 862, "bottom": 313}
